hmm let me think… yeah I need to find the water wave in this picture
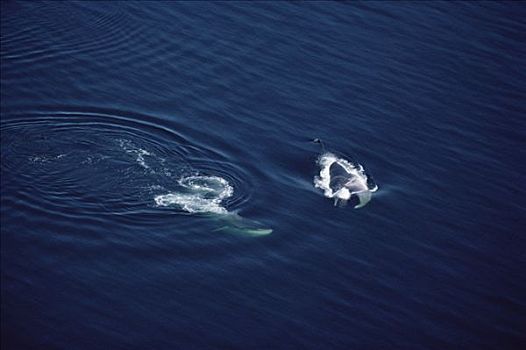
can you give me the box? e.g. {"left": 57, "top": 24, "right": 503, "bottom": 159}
{"left": 0, "top": 109, "right": 251, "bottom": 222}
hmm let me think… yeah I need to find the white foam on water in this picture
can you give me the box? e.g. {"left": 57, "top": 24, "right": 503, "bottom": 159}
{"left": 118, "top": 139, "right": 155, "bottom": 170}
{"left": 314, "top": 152, "right": 378, "bottom": 208}
{"left": 154, "top": 175, "right": 233, "bottom": 214}
{"left": 28, "top": 154, "right": 67, "bottom": 163}
{"left": 133, "top": 149, "right": 151, "bottom": 169}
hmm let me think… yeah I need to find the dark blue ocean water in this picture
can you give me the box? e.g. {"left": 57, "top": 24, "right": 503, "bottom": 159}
{"left": 1, "top": 1, "right": 525, "bottom": 349}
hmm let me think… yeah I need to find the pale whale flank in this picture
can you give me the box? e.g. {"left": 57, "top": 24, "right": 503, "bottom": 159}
{"left": 314, "top": 152, "right": 377, "bottom": 208}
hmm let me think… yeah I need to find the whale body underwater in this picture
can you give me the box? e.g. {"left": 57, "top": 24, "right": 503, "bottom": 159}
{"left": 154, "top": 175, "right": 273, "bottom": 236}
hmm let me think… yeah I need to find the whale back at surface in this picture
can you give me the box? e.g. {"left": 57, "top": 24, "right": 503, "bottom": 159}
{"left": 329, "top": 162, "right": 351, "bottom": 193}
{"left": 314, "top": 151, "right": 377, "bottom": 209}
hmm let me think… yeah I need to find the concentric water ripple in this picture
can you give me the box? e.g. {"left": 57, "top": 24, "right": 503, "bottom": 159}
{"left": 1, "top": 109, "right": 254, "bottom": 225}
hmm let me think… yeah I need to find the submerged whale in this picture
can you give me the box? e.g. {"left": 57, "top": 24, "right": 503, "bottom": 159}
{"left": 212, "top": 212, "right": 273, "bottom": 236}
{"left": 154, "top": 175, "right": 272, "bottom": 236}
{"left": 313, "top": 140, "right": 378, "bottom": 208}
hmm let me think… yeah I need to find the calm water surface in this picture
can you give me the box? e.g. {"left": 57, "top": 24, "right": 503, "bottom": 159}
{"left": 1, "top": 2, "right": 525, "bottom": 349}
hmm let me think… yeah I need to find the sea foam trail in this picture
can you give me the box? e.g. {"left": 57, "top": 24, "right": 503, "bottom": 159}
{"left": 154, "top": 175, "right": 233, "bottom": 214}
{"left": 314, "top": 152, "right": 378, "bottom": 208}
{"left": 155, "top": 175, "right": 272, "bottom": 235}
